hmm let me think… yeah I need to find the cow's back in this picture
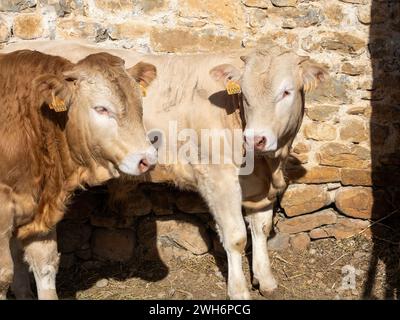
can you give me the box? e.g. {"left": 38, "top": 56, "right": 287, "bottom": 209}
{"left": 1, "top": 41, "right": 245, "bottom": 132}
{"left": 1, "top": 42, "right": 247, "bottom": 179}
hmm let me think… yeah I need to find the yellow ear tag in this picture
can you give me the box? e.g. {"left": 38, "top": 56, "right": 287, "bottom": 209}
{"left": 226, "top": 80, "right": 241, "bottom": 95}
{"left": 50, "top": 93, "right": 67, "bottom": 112}
{"left": 140, "top": 84, "right": 147, "bottom": 97}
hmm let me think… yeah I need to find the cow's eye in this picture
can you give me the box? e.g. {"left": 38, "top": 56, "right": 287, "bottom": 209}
{"left": 282, "top": 90, "right": 291, "bottom": 99}
{"left": 94, "top": 106, "right": 110, "bottom": 116}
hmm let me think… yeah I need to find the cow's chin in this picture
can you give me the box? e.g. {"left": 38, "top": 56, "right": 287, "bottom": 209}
{"left": 261, "top": 150, "right": 278, "bottom": 158}
{"left": 254, "top": 144, "right": 279, "bottom": 158}
{"left": 254, "top": 150, "right": 277, "bottom": 159}
{"left": 118, "top": 162, "right": 142, "bottom": 176}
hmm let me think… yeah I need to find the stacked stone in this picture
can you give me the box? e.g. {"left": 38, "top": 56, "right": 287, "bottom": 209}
{"left": 57, "top": 185, "right": 214, "bottom": 266}
{"left": 1, "top": 0, "right": 398, "bottom": 260}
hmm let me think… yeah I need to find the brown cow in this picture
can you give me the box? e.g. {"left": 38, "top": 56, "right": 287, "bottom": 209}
{"left": 1, "top": 41, "right": 327, "bottom": 299}
{"left": 0, "top": 50, "right": 157, "bottom": 299}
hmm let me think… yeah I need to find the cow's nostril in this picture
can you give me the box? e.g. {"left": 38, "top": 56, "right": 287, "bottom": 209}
{"left": 254, "top": 136, "right": 267, "bottom": 150}
{"left": 139, "top": 158, "right": 150, "bottom": 173}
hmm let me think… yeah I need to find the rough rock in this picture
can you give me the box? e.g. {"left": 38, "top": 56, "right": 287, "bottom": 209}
{"left": 267, "top": 232, "right": 290, "bottom": 251}
{"left": 270, "top": 0, "right": 297, "bottom": 7}
{"left": 305, "top": 105, "right": 339, "bottom": 122}
{"left": 108, "top": 21, "right": 151, "bottom": 40}
{"left": 341, "top": 62, "right": 366, "bottom": 75}
{"left": 335, "top": 187, "right": 389, "bottom": 219}
{"left": 324, "top": 4, "right": 344, "bottom": 26}
{"left": 292, "top": 142, "right": 311, "bottom": 154}
{"left": 319, "top": 31, "right": 366, "bottom": 55}
{"left": 249, "top": 8, "right": 267, "bottom": 28}
{"left": 0, "top": 20, "right": 10, "bottom": 43}
{"left": 276, "top": 209, "right": 338, "bottom": 233}
{"left": 304, "top": 122, "right": 337, "bottom": 141}
{"left": 341, "top": 169, "right": 372, "bottom": 186}
{"left": 94, "top": 0, "right": 134, "bottom": 13}
{"left": 290, "top": 233, "right": 311, "bottom": 251}
{"left": 56, "top": 17, "right": 102, "bottom": 40}
{"left": 317, "top": 142, "right": 370, "bottom": 169}
{"left": 340, "top": 118, "right": 368, "bottom": 143}
{"left": 310, "top": 218, "right": 371, "bottom": 240}
{"left": 178, "top": 0, "right": 245, "bottom": 30}
{"left": 150, "top": 27, "right": 241, "bottom": 53}
{"left": 280, "top": 184, "right": 332, "bottom": 217}
{"left": 137, "top": 0, "right": 167, "bottom": 13}
{"left": 95, "top": 278, "right": 109, "bottom": 288}
{"left": 287, "top": 166, "right": 341, "bottom": 184}
{"left": 0, "top": 0, "right": 36, "bottom": 12}
{"left": 339, "top": 0, "right": 367, "bottom": 4}
{"left": 13, "top": 14, "right": 43, "bottom": 40}
{"left": 137, "top": 215, "right": 211, "bottom": 262}
{"left": 241, "top": 0, "right": 270, "bottom": 9}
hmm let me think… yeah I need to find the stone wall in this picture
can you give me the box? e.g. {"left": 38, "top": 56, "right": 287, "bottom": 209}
{"left": 1, "top": 1, "right": 398, "bottom": 263}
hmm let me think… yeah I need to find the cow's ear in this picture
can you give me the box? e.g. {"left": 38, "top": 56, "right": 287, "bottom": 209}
{"left": 298, "top": 57, "right": 329, "bottom": 93}
{"left": 128, "top": 62, "right": 157, "bottom": 88}
{"left": 34, "top": 73, "right": 75, "bottom": 113}
{"left": 209, "top": 64, "right": 241, "bottom": 87}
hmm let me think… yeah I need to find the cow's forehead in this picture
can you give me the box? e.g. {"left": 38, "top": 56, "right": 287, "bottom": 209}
{"left": 78, "top": 71, "right": 134, "bottom": 108}
{"left": 268, "top": 56, "right": 297, "bottom": 80}
{"left": 82, "top": 75, "right": 115, "bottom": 98}
{"left": 243, "top": 52, "right": 298, "bottom": 87}
{"left": 267, "top": 52, "right": 296, "bottom": 71}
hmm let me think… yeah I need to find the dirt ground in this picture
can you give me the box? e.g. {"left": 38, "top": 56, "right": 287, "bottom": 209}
{"left": 55, "top": 234, "right": 400, "bottom": 300}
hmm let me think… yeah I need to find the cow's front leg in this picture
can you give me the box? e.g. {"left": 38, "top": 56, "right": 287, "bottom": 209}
{"left": 0, "top": 186, "right": 16, "bottom": 299}
{"left": 0, "top": 237, "right": 13, "bottom": 300}
{"left": 23, "top": 230, "right": 59, "bottom": 300}
{"left": 245, "top": 204, "right": 277, "bottom": 296}
{"left": 10, "top": 237, "right": 34, "bottom": 299}
{"left": 196, "top": 165, "right": 250, "bottom": 300}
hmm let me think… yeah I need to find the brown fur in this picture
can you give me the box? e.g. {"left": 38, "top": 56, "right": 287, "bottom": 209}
{"left": 0, "top": 50, "right": 149, "bottom": 240}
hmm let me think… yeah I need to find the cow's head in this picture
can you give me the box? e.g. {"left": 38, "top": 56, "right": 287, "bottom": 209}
{"left": 210, "top": 46, "right": 328, "bottom": 157}
{"left": 35, "top": 52, "right": 157, "bottom": 176}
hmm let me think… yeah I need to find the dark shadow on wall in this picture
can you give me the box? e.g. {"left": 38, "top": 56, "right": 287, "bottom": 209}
{"left": 54, "top": 184, "right": 229, "bottom": 300}
{"left": 55, "top": 186, "right": 169, "bottom": 299}
{"left": 363, "top": 0, "right": 400, "bottom": 300}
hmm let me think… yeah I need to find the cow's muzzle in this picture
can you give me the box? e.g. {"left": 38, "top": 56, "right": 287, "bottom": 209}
{"left": 244, "top": 129, "right": 278, "bottom": 153}
{"left": 118, "top": 146, "right": 157, "bottom": 175}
